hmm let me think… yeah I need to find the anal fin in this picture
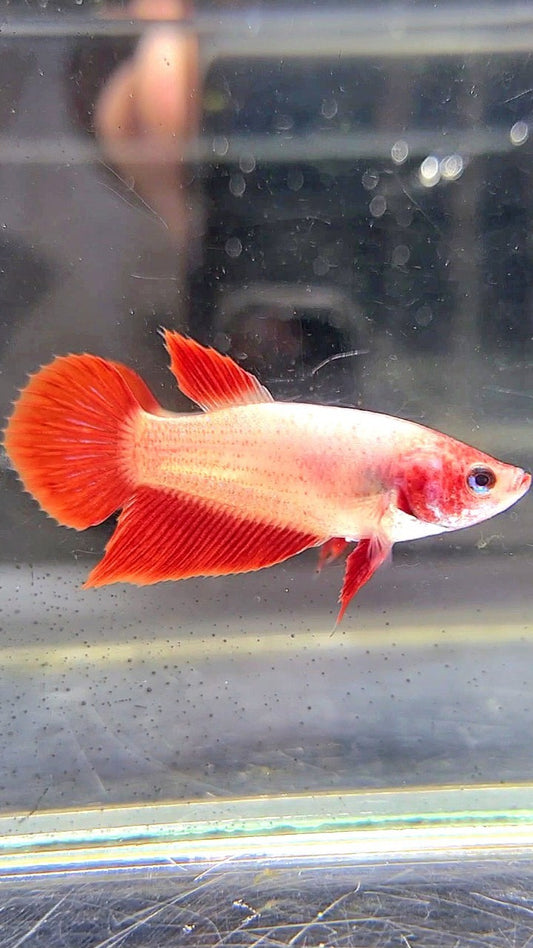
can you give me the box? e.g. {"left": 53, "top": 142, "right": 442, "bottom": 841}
{"left": 85, "top": 485, "right": 321, "bottom": 588}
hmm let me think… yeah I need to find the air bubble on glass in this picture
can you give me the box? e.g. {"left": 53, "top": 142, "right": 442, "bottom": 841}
{"left": 287, "top": 168, "right": 304, "bottom": 192}
{"left": 246, "top": 12, "right": 262, "bottom": 34}
{"left": 362, "top": 171, "right": 379, "bottom": 191}
{"left": 415, "top": 304, "right": 433, "bottom": 327}
{"left": 369, "top": 195, "right": 387, "bottom": 218}
{"left": 313, "top": 256, "right": 330, "bottom": 277}
{"left": 229, "top": 174, "right": 246, "bottom": 198}
{"left": 440, "top": 154, "right": 464, "bottom": 181}
{"left": 321, "top": 98, "right": 338, "bottom": 120}
{"left": 392, "top": 244, "right": 410, "bottom": 267}
{"left": 391, "top": 140, "right": 409, "bottom": 165}
{"left": 212, "top": 135, "right": 229, "bottom": 157}
{"left": 510, "top": 121, "right": 529, "bottom": 146}
{"left": 225, "top": 237, "right": 243, "bottom": 259}
{"left": 396, "top": 207, "right": 414, "bottom": 228}
{"left": 274, "top": 114, "right": 294, "bottom": 132}
{"left": 419, "top": 155, "right": 441, "bottom": 187}
{"left": 239, "top": 155, "right": 256, "bottom": 174}
{"left": 213, "top": 332, "right": 232, "bottom": 353}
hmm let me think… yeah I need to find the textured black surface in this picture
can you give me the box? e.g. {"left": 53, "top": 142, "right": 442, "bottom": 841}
{"left": 3, "top": 852, "right": 533, "bottom": 947}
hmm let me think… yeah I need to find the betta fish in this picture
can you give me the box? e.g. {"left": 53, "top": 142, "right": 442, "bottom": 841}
{"left": 4, "top": 331, "right": 530, "bottom": 622}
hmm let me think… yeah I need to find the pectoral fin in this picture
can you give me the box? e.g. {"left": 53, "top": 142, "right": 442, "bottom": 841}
{"left": 337, "top": 535, "right": 392, "bottom": 623}
{"left": 316, "top": 537, "right": 351, "bottom": 571}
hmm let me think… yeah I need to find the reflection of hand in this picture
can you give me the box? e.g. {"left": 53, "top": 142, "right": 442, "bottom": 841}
{"left": 95, "top": 0, "right": 199, "bottom": 242}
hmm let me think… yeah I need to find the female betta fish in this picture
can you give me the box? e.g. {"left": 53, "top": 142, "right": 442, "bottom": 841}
{"left": 4, "top": 331, "right": 530, "bottom": 622}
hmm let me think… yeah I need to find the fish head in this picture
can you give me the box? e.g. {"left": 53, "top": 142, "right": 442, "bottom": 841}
{"left": 396, "top": 442, "right": 531, "bottom": 531}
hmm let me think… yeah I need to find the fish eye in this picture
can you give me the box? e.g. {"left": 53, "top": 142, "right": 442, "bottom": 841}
{"left": 467, "top": 466, "right": 496, "bottom": 495}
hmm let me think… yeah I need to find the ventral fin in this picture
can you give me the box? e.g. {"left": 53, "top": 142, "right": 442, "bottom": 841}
{"left": 163, "top": 330, "right": 274, "bottom": 411}
{"left": 337, "top": 535, "right": 391, "bottom": 624}
{"left": 316, "top": 537, "right": 351, "bottom": 572}
{"left": 84, "top": 485, "right": 321, "bottom": 588}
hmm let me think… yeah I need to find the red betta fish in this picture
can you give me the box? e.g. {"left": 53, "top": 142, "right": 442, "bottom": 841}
{"left": 4, "top": 331, "right": 531, "bottom": 622}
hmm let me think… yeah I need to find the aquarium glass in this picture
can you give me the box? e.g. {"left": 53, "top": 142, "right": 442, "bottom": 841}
{"left": 0, "top": 1, "right": 532, "bottom": 908}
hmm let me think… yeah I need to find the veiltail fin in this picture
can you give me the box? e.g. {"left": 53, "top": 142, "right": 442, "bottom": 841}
{"left": 4, "top": 353, "right": 161, "bottom": 530}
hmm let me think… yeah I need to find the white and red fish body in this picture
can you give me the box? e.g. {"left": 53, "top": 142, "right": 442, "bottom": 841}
{"left": 4, "top": 332, "right": 530, "bottom": 622}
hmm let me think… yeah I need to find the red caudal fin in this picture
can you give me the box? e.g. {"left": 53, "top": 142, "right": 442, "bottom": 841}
{"left": 337, "top": 535, "right": 391, "bottom": 624}
{"left": 163, "top": 330, "right": 274, "bottom": 410}
{"left": 4, "top": 353, "right": 161, "bottom": 530}
{"left": 85, "top": 485, "right": 321, "bottom": 587}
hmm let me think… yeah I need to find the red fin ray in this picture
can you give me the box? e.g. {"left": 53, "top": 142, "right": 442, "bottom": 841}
{"left": 85, "top": 485, "right": 321, "bottom": 587}
{"left": 163, "top": 330, "right": 273, "bottom": 410}
{"left": 4, "top": 354, "right": 159, "bottom": 529}
{"left": 337, "top": 535, "right": 391, "bottom": 624}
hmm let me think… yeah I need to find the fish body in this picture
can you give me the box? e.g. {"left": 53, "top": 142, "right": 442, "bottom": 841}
{"left": 135, "top": 402, "right": 419, "bottom": 539}
{"left": 4, "top": 331, "right": 530, "bottom": 622}
{"left": 133, "top": 402, "right": 484, "bottom": 543}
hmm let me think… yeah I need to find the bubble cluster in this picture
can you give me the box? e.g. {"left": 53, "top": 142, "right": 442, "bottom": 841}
{"left": 419, "top": 154, "right": 464, "bottom": 187}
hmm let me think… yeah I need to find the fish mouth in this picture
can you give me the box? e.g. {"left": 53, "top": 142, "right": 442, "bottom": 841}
{"left": 518, "top": 469, "right": 531, "bottom": 495}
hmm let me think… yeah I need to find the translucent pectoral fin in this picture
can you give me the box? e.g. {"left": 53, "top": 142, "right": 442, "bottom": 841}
{"left": 316, "top": 537, "right": 351, "bottom": 572}
{"left": 337, "top": 534, "right": 392, "bottom": 624}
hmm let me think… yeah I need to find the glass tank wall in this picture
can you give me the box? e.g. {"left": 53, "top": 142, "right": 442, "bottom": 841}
{"left": 0, "top": 2, "right": 532, "bottom": 935}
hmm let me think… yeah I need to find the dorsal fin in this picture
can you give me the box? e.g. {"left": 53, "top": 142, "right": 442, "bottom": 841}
{"left": 162, "top": 330, "right": 273, "bottom": 410}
